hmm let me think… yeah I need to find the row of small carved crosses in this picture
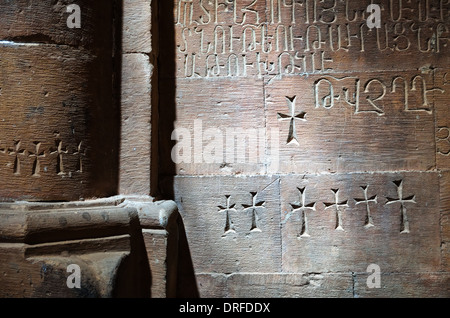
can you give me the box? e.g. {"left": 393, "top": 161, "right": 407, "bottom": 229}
{"left": 0, "top": 140, "right": 85, "bottom": 176}
{"left": 218, "top": 180, "right": 415, "bottom": 236}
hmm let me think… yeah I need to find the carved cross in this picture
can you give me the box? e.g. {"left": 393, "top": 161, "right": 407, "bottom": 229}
{"left": 277, "top": 96, "right": 307, "bottom": 146}
{"left": 50, "top": 140, "right": 69, "bottom": 175}
{"left": 242, "top": 192, "right": 266, "bottom": 232}
{"left": 288, "top": 187, "right": 317, "bottom": 237}
{"left": 28, "top": 142, "right": 46, "bottom": 177}
{"left": 354, "top": 185, "right": 378, "bottom": 228}
{"left": 217, "top": 195, "right": 237, "bottom": 236}
{"left": 7, "top": 141, "right": 26, "bottom": 175}
{"left": 324, "top": 189, "right": 349, "bottom": 231}
{"left": 385, "top": 180, "right": 416, "bottom": 234}
{"left": 73, "top": 141, "right": 86, "bottom": 173}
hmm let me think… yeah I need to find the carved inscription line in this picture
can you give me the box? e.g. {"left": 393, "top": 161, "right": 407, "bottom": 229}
{"left": 312, "top": 74, "right": 444, "bottom": 115}
{"left": 437, "top": 126, "right": 450, "bottom": 155}
{"left": 176, "top": 0, "right": 450, "bottom": 27}
{"left": 177, "top": 21, "right": 450, "bottom": 78}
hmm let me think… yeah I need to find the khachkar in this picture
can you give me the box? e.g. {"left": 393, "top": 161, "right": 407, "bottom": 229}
{"left": 159, "top": 0, "right": 450, "bottom": 297}
{"left": 0, "top": 0, "right": 118, "bottom": 201}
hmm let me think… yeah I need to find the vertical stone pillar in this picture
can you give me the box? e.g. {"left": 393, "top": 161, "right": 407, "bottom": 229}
{"left": 120, "top": 0, "right": 159, "bottom": 196}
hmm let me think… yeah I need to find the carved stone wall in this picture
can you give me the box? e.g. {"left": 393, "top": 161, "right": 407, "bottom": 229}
{"left": 159, "top": 0, "right": 450, "bottom": 297}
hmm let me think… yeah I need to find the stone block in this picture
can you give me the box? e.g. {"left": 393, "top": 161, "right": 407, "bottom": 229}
{"left": 265, "top": 72, "right": 437, "bottom": 174}
{"left": 354, "top": 272, "right": 450, "bottom": 298}
{"left": 170, "top": 175, "right": 281, "bottom": 273}
{"left": 281, "top": 172, "right": 441, "bottom": 273}
{"left": 123, "top": 0, "right": 153, "bottom": 54}
{"left": 195, "top": 273, "right": 353, "bottom": 298}
{"left": 226, "top": 273, "right": 353, "bottom": 298}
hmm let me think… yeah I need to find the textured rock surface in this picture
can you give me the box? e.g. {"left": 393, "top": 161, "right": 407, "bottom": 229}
{"left": 159, "top": 0, "right": 450, "bottom": 297}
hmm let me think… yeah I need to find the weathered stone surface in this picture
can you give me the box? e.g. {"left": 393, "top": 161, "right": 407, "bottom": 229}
{"left": 0, "top": 0, "right": 115, "bottom": 50}
{"left": 159, "top": 0, "right": 450, "bottom": 298}
{"left": 266, "top": 72, "right": 437, "bottom": 174}
{"left": 441, "top": 171, "right": 450, "bottom": 271}
{"left": 195, "top": 273, "right": 228, "bottom": 298}
{"left": 354, "top": 272, "right": 450, "bottom": 298}
{"left": 120, "top": 53, "right": 154, "bottom": 195}
{"left": 166, "top": 0, "right": 449, "bottom": 79}
{"left": 0, "top": 200, "right": 136, "bottom": 244}
{"left": 0, "top": 1, "right": 118, "bottom": 201}
{"left": 281, "top": 172, "right": 441, "bottom": 273}
{"left": 196, "top": 273, "right": 353, "bottom": 298}
{"left": 0, "top": 237, "right": 132, "bottom": 298}
{"left": 435, "top": 68, "right": 450, "bottom": 169}
{"left": 170, "top": 175, "right": 281, "bottom": 273}
{"left": 0, "top": 198, "right": 179, "bottom": 298}
{"left": 123, "top": 0, "right": 153, "bottom": 54}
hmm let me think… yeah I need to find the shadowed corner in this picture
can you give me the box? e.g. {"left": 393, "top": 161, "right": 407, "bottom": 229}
{"left": 157, "top": 0, "right": 199, "bottom": 298}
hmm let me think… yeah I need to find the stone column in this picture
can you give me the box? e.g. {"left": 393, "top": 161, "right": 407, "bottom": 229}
{"left": 0, "top": 0, "right": 118, "bottom": 201}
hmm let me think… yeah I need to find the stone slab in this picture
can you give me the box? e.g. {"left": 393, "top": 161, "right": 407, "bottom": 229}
{"left": 170, "top": 175, "right": 281, "bottom": 273}
{"left": 196, "top": 273, "right": 353, "bottom": 298}
{"left": 120, "top": 53, "right": 154, "bottom": 195}
{"left": 265, "top": 71, "right": 437, "bottom": 174}
{"left": 281, "top": 172, "right": 441, "bottom": 273}
{"left": 354, "top": 272, "right": 450, "bottom": 298}
{"left": 165, "top": 0, "right": 450, "bottom": 79}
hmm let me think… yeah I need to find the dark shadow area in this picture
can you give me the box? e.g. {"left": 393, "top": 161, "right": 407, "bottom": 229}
{"left": 114, "top": 213, "right": 152, "bottom": 298}
{"left": 157, "top": 0, "right": 199, "bottom": 298}
{"left": 175, "top": 216, "right": 200, "bottom": 298}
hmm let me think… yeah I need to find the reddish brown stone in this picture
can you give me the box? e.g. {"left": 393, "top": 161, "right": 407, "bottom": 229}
{"left": 441, "top": 171, "right": 450, "bottom": 271}
{"left": 435, "top": 68, "right": 450, "bottom": 170}
{"left": 354, "top": 272, "right": 450, "bottom": 298}
{"left": 0, "top": 44, "right": 117, "bottom": 201}
{"left": 170, "top": 175, "right": 281, "bottom": 273}
{"left": 265, "top": 71, "right": 437, "bottom": 174}
{"left": 195, "top": 273, "right": 353, "bottom": 298}
{"left": 281, "top": 172, "right": 441, "bottom": 273}
{"left": 159, "top": 78, "right": 267, "bottom": 176}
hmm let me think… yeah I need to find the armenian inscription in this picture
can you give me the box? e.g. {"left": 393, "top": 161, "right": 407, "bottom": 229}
{"left": 164, "top": 0, "right": 448, "bottom": 294}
